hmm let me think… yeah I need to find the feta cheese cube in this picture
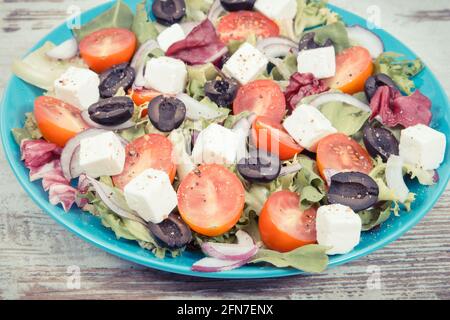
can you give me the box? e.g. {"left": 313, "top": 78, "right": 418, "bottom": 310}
{"left": 255, "top": 0, "right": 298, "bottom": 21}
{"left": 124, "top": 169, "right": 177, "bottom": 224}
{"left": 144, "top": 57, "right": 187, "bottom": 94}
{"left": 79, "top": 131, "right": 125, "bottom": 178}
{"left": 399, "top": 124, "right": 446, "bottom": 170}
{"left": 54, "top": 66, "right": 100, "bottom": 110}
{"left": 157, "top": 23, "right": 186, "bottom": 52}
{"left": 222, "top": 43, "right": 268, "bottom": 85}
{"left": 283, "top": 104, "right": 337, "bottom": 151}
{"left": 297, "top": 46, "right": 336, "bottom": 79}
{"left": 192, "top": 124, "right": 240, "bottom": 165}
{"left": 316, "top": 204, "right": 362, "bottom": 255}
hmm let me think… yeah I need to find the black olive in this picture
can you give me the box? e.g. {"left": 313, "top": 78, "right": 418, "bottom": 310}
{"left": 205, "top": 78, "right": 239, "bottom": 107}
{"left": 99, "top": 63, "right": 135, "bottom": 98}
{"left": 220, "top": 0, "right": 256, "bottom": 11}
{"left": 152, "top": 0, "right": 186, "bottom": 26}
{"left": 328, "top": 172, "right": 379, "bottom": 212}
{"left": 148, "top": 95, "right": 186, "bottom": 132}
{"left": 364, "top": 73, "right": 398, "bottom": 101}
{"left": 148, "top": 213, "right": 192, "bottom": 249}
{"left": 88, "top": 97, "right": 134, "bottom": 126}
{"left": 298, "top": 32, "right": 334, "bottom": 52}
{"left": 363, "top": 125, "right": 399, "bottom": 162}
{"left": 238, "top": 150, "right": 281, "bottom": 183}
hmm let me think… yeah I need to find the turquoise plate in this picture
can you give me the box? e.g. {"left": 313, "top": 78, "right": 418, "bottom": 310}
{"left": 1, "top": 0, "right": 449, "bottom": 279}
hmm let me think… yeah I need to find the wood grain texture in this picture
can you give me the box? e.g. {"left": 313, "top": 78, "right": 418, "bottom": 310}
{"left": 0, "top": 0, "right": 449, "bottom": 300}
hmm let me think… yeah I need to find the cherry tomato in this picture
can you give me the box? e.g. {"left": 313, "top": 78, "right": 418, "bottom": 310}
{"left": 316, "top": 133, "right": 374, "bottom": 182}
{"left": 233, "top": 80, "right": 286, "bottom": 122}
{"left": 259, "top": 191, "right": 317, "bottom": 253}
{"left": 217, "top": 11, "right": 280, "bottom": 44}
{"left": 34, "top": 96, "right": 89, "bottom": 147}
{"left": 251, "top": 116, "right": 303, "bottom": 161}
{"left": 112, "top": 134, "right": 176, "bottom": 190}
{"left": 324, "top": 46, "right": 373, "bottom": 94}
{"left": 79, "top": 28, "right": 137, "bottom": 73}
{"left": 177, "top": 164, "right": 245, "bottom": 237}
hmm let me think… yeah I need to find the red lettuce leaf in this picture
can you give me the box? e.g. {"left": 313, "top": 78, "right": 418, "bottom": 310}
{"left": 285, "top": 73, "right": 329, "bottom": 110}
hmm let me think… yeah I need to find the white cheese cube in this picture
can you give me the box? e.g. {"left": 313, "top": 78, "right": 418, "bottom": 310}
{"left": 192, "top": 123, "right": 240, "bottom": 165}
{"left": 297, "top": 46, "right": 336, "bottom": 79}
{"left": 399, "top": 124, "right": 446, "bottom": 170}
{"left": 54, "top": 66, "right": 100, "bottom": 110}
{"left": 79, "top": 131, "right": 125, "bottom": 178}
{"left": 124, "top": 169, "right": 177, "bottom": 224}
{"left": 316, "top": 204, "right": 362, "bottom": 255}
{"left": 222, "top": 43, "right": 268, "bottom": 85}
{"left": 157, "top": 23, "right": 186, "bottom": 52}
{"left": 283, "top": 104, "right": 337, "bottom": 151}
{"left": 144, "top": 57, "right": 187, "bottom": 94}
{"left": 255, "top": 0, "right": 298, "bottom": 21}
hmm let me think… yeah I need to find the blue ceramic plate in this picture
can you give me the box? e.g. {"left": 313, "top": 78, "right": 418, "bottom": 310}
{"left": 1, "top": 0, "right": 449, "bottom": 279}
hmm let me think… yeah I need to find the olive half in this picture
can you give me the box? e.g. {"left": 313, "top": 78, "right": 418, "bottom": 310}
{"left": 88, "top": 96, "right": 134, "bottom": 126}
{"left": 364, "top": 73, "right": 398, "bottom": 101}
{"left": 363, "top": 125, "right": 399, "bottom": 162}
{"left": 99, "top": 63, "right": 135, "bottom": 98}
{"left": 237, "top": 150, "right": 281, "bottom": 183}
{"left": 328, "top": 172, "right": 379, "bottom": 212}
{"left": 205, "top": 78, "right": 239, "bottom": 107}
{"left": 220, "top": 0, "right": 256, "bottom": 11}
{"left": 152, "top": 0, "right": 186, "bottom": 26}
{"left": 148, "top": 213, "right": 192, "bottom": 249}
{"left": 148, "top": 95, "right": 186, "bottom": 132}
{"left": 298, "top": 32, "right": 334, "bottom": 52}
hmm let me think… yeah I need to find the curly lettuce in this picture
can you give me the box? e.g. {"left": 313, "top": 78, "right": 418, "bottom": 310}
{"left": 186, "top": 63, "right": 219, "bottom": 100}
{"left": 294, "top": 0, "right": 340, "bottom": 38}
{"left": 12, "top": 113, "right": 43, "bottom": 145}
{"left": 132, "top": 0, "right": 159, "bottom": 45}
{"left": 185, "top": 0, "right": 214, "bottom": 22}
{"left": 318, "top": 101, "right": 370, "bottom": 136}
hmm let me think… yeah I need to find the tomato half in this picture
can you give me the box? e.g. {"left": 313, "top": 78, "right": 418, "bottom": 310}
{"left": 251, "top": 116, "right": 303, "bottom": 161}
{"left": 112, "top": 134, "right": 176, "bottom": 190}
{"left": 259, "top": 191, "right": 317, "bottom": 253}
{"left": 233, "top": 80, "right": 286, "bottom": 122}
{"left": 177, "top": 164, "right": 245, "bottom": 237}
{"left": 79, "top": 28, "right": 137, "bottom": 73}
{"left": 34, "top": 96, "right": 89, "bottom": 147}
{"left": 316, "top": 133, "right": 373, "bottom": 182}
{"left": 324, "top": 46, "right": 373, "bottom": 94}
{"left": 217, "top": 11, "right": 280, "bottom": 44}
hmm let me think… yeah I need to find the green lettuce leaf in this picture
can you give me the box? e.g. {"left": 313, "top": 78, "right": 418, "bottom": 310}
{"left": 185, "top": 0, "right": 213, "bottom": 22}
{"left": 251, "top": 244, "right": 329, "bottom": 273}
{"left": 227, "top": 34, "right": 258, "bottom": 55}
{"left": 73, "top": 0, "right": 134, "bottom": 41}
{"left": 12, "top": 112, "right": 43, "bottom": 145}
{"left": 307, "top": 21, "right": 350, "bottom": 53}
{"left": 11, "top": 42, "right": 87, "bottom": 90}
{"left": 318, "top": 101, "right": 370, "bottom": 136}
{"left": 244, "top": 185, "right": 271, "bottom": 216}
{"left": 223, "top": 111, "right": 252, "bottom": 129}
{"left": 358, "top": 202, "right": 392, "bottom": 231}
{"left": 293, "top": 156, "right": 326, "bottom": 210}
{"left": 270, "top": 53, "right": 298, "bottom": 81}
{"left": 375, "top": 52, "right": 424, "bottom": 95}
{"left": 403, "top": 163, "right": 435, "bottom": 186}
{"left": 132, "top": 0, "right": 159, "bottom": 45}
{"left": 294, "top": 0, "right": 340, "bottom": 38}
{"left": 187, "top": 63, "right": 219, "bottom": 100}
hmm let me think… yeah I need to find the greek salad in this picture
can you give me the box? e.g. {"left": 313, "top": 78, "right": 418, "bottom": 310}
{"left": 10, "top": 0, "right": 447, "bottom": 273}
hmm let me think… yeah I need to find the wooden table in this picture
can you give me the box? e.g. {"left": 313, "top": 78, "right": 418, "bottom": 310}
{"left": 0, "top": 0, "right": 449, "bottom": 300}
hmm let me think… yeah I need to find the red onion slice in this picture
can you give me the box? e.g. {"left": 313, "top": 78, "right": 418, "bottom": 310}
{"left": 176, "top": 93, "right": 226, "bottom": 120}
{"left": 192, "top": 257, "right": 249, "bottom": 273}
{"left": 85, "top": 176, "right": 146, "bottom": 224}
{"left": 46, "top": 38, "right": 78, "bottom": 60}
{"left": 386, "top": 155, "right": 409, "bottom": 203}
{"left": 347, "top": 25, "right": 384, "bottom": 59}
{"left": 81, "top": 111, "right": 136, "bottom": 131}
{"left": 204, "top": 46, "right": 229, "bottom": 64}
{"left": 235, "top": 230, "right": 255, "bottom": 246}
{"left": 207, "top": 0, "right": 227, "bottom": 24}
{"left": 279, "top": 163, "right": 303, "bottom": 177}
{"left": 131, "top": 40, "right": 160, "bottom": 88}
{"left": 60, "top": 129, "right": 108, "bottom": 181}
{"left": 309, "top": 92, "right": 373, "bottom": 114}
{"left": 201, "top": 231, "right": 257, "bottom": 261}
{"left": 256, "top": 37, "right": 299, "bottom": 58}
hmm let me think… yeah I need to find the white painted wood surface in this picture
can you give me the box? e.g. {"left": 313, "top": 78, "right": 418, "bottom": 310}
{"left": 0, "top": 0, "right": 449, "bottom": 300}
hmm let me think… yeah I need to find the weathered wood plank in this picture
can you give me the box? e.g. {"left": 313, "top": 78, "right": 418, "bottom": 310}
{"left": 0, "top": 0, "right": 449, "bottom": 300}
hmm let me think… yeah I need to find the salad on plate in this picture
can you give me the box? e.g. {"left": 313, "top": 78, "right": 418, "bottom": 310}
{"left": 9, "top": 0, "right": 447, "bottom": 274}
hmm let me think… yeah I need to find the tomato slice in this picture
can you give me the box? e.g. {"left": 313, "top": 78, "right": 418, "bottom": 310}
{"left": 112, "top": 134, "right": 176, "bottom": 190}
{"left": 34, "top": 96, "right": 89, "bottom": 147}
{"left": 324, "top": 46, "right": 373, "bottom": 94}
{"left": 233, "top": 80, "right": 286, "bottom": 122}
{"left": 177, "top": 164, "right": 245, "bottom": 237}
{"left": 251, "top": 116, "right": 303, "bottom": 161}
{"left": 217, "top": 11, "right": 280, "bottom": 44}
{"left": 316, "top": 133, "right": 374, "bottom": 182}
{"left": 259, "top": 191, "right": 317, "bottom": 253}
{"left": 79, "top": 28, "right": 137, "bottom": 73}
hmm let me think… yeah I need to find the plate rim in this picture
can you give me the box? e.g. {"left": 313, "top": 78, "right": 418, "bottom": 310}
{"left": 1, "top": 0, "right": 449, "bottom": 279}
